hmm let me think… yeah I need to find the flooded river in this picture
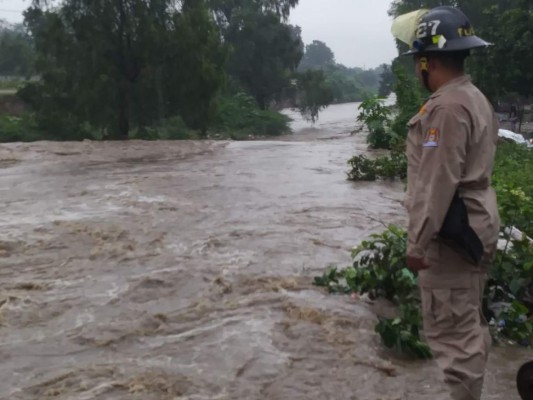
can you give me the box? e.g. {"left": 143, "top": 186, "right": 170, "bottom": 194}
{"left": 0, "top": 103, "right": 530, "bottom": 399}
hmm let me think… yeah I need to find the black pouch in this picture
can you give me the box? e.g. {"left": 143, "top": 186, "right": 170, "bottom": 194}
{"left": 439, "top": 191, "right": 484, "bottom": 265}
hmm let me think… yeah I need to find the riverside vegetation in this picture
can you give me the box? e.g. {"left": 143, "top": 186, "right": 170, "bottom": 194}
{"left": 0, "top": 1, "right": 385, "bottom": 143}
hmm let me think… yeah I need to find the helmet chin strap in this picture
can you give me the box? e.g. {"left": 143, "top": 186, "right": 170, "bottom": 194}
{"left": 419, "top": 56, "right": 431, "bottom": 91}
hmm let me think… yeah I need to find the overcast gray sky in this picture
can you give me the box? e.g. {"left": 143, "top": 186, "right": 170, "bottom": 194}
{"left": 0, "top": 0, "right": 399, "bottom": 68}
{"left": 289, "top": 0, "right": 398, "bottom": 69}
{"left": 0, "top": 0, "right": 26, "bottom": 22}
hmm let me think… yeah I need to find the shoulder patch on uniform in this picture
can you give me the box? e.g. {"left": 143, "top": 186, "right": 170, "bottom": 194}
{"left": 423, "top": 127, "right": 440, "bottom": 147}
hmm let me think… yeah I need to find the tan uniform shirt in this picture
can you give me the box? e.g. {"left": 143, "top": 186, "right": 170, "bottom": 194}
{"left": 405, "top": 75, "right": 500, "bottom": 264}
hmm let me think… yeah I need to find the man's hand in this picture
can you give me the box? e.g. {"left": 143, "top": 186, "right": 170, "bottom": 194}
{"left": 406, "top": 256, "right": 430, "bottom": 271}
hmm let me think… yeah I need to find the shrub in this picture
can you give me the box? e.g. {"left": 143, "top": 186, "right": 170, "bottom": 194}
{"left": 212, "top": 92, "right": 291, "bottom": 138}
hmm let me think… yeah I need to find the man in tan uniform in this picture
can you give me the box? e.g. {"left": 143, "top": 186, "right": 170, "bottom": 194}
{"left": 394, "top": 6, "right": 500, "bottom": 400}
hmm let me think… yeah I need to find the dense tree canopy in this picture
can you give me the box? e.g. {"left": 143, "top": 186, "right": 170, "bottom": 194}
{"left": 225, "top": 8, "right": 303, "bottom": 109}
{"left": 21, "top": 0, "right": 225, "bottom": 139}
{"left": 0, "top": 24, "right": 34, "bottom": 77}
{"left": 298, "top": 40, "right": 336, "bottom": 71}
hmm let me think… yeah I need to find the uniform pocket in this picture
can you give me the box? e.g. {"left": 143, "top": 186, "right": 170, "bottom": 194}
{"left": 431, "top": 288, "right": 454, "bottom": 326}
{"left": 421, "top": 284, "right": 480, "bottom": 336}
{"left": 450, "top": 288, "right": 480, "bottom": 333}
{"left": 421, "top": 287, "right": 453, "bottom": 334}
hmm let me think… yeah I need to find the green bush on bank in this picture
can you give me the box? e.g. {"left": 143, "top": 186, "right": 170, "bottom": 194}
{"left": 0, "top": 114, "right": 42, "bottom": 142}
{"left": 0, "top": 114, "right": 114, "bottom": 142}
{"left": 0, "top": 79, "right": 26, "bottom": 90}
{"left": 211, "top": 92, "right": 291, "bottom": 139}
{"left": 0, "top": 91, "right": 292, "bottom": 143}
{"left": 354, "top": 64, "right": 424, "bottom": 151}
{"left": 355, "top": 97, "right": 396, "bottom": 150}
{"left": 130, "top": 116, "right": 200, "bottom": 141}
{"left": 347, "top": 146, "right": 407, "bottom": 181}
{"left": 314, "top": 219, "right": 533, "bottom": 358}
{"left": 314, "top": 225, "right": 431, "bottom": 359}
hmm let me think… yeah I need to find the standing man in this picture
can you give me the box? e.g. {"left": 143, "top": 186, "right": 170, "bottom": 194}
{"left": 393, "top": 6, "right": 500, "bottom": 400}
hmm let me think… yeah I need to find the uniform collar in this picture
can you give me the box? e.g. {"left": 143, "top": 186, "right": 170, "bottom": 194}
{"left": 429, "top": 75, "right": 472, "bottom": 100}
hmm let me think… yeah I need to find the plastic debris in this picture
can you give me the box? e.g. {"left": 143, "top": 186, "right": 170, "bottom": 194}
{"left": 498, "top": 129, "right": 532, "bottom": 147}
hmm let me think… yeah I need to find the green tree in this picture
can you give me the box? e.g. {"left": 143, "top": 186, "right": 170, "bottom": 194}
{"left": 357, "top": 68, "right": 381, "bottom": 93}
{"left": 224, "top": 8, "right": 303, "bottom": 109}
{"left": 389, "top": 62, "right": 424, "bottom": 138}
{"left": 295, "top": 69, "right": 334, "bottom": 122}
{"left": 298, "top": 40, "right": 335, "bottom": 70}
{"left": 0, "top": 25, "right": 34, "bottom": 77}
{"left": 210, "top": 0, "right": 299, "bottom": 26}
{"left": 210, "top": 0, "right": 303, "bottom": 109}
{"left": 22, "top": 0, "right": 226, "bottom": 139}
{"left": 325, "top": 68, "right": 364, "bottom": 103}
{"left": 468, "top": 2, "right": 533, "bottom": 102}
{"left": 378, "top": 64, "right": 395, "bottom": 98}
{"left": 296, "top": 38, "right": 383, "bottom": 103}
{"left": 323, "top": 64, "right": 382, "bottom": 104}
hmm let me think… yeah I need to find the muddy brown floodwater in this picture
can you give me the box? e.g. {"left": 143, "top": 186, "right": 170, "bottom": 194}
{"left": 0, "top": 102, "right": 531, "bottom": 399}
